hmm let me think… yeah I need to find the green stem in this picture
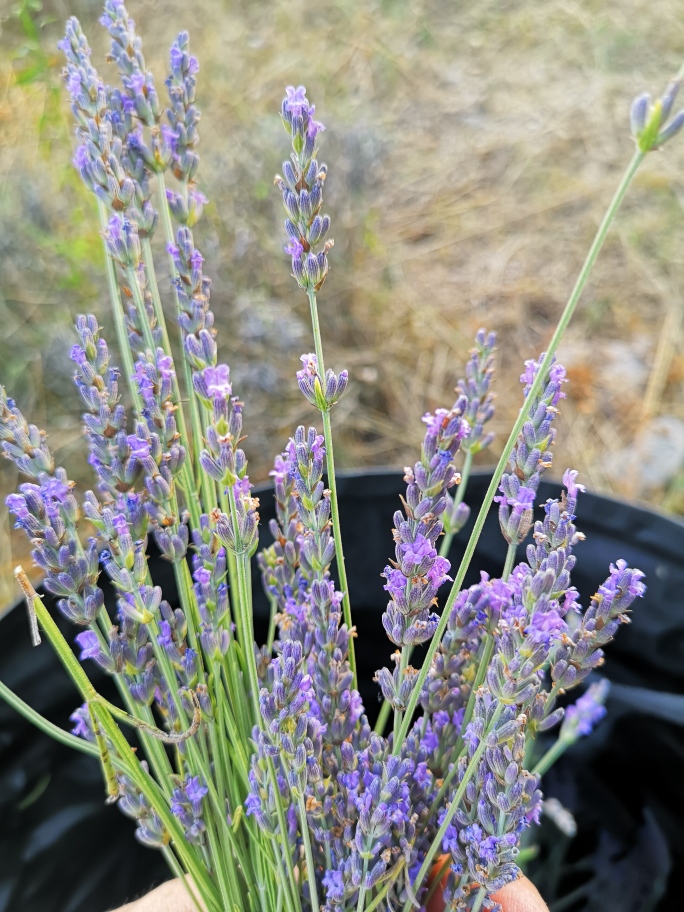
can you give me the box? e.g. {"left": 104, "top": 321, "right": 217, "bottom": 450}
{"left": 297, "top": 793, "right": 321, "bottom": 912}
{"left": 402, "top": 705, "right": 504, "bottom": 912}
{"left": 306, "top": 287, "right": 357, "bottom": 688}
{"left": 393, "top": 646, "right": 410, "bottom": 745}
{"left": 532, "top": 736, "right": 572, "bottom": 777}
{"left": 141, "top": 236, "right": 200, "bottom": 505}
{"left": 439, "top": 449, "right": 473, "bottom": 559}
{"left": 428, "top": 633, "right": 494, "bottom": 818}
{"left": 422, "top": 853, "right": 451, "bottom": 908}
{"left": 502, "top": 541, "right": 517, "bottom": 582}
{"left": 393, "top": 147, "right": 645, "bottom": 755}
{"left": 374, "top": 692, "right": 391, "bottom": 736}
{"left": 470, "top": 885, "right": 487, "bottom": 912}
{"left": 22, "top": 578, "right": 218, "bottom": 907}
{"left": 0, "top": 678, "right": 101, "bottom": 759}
{"left": 266, "top": 593, "right": 278, "bottom": 653}
{"left": 161, "top": 848, "right": 205, "bottom": 912}
{"left": 125, "top": 269, "right": 201, "bottom": 530}
{"left": 362, "top": 861, "right": 406, "bottom": 912}
{"left": 156, "top": 172, "right": 215, "bottom": 517}
{"left": 96, "top": 200, "right": 143, "bottom": 416}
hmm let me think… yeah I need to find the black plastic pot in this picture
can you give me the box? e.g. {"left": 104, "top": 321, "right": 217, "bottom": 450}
{"left": 1, "top": 471, "right": 683, "bottom": 912}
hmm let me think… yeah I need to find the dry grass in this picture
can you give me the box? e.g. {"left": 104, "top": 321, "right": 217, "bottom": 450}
{"left": 1, "top": 0, "right": 684, "bottom": 607}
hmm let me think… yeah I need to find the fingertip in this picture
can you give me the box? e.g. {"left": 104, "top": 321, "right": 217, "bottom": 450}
{"left": 491, "top": 875, "right": 549, "bottom": 912}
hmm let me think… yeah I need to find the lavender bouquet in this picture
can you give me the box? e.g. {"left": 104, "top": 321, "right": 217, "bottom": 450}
{"left": 1, "top": 4, "right": 681, "bottom": 911}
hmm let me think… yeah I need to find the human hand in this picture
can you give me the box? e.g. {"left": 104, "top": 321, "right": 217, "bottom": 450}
{"left": 113, "top": 873, "right": 548, "bottom": 912}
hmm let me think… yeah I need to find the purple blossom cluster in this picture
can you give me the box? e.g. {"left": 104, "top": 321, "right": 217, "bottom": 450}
{"left": 495, "top": 354, "right": 567, "bottom": 545}
{"left": 276, "top": 86, "right": 333, "bottom": 291}
{"left": 380, "top": 400, "right": 468, "bottom": 650}
{"left": 443, "top": 330, "right": 497, "bottom": 537}
{"left": 60, "top": 16, "right": 158, "bottom": 240}
{"left": 296, "top": 353, "right": 348, "bottom": 412}
{"left": 171, "top": 775, "right": 208, "bottom": 845}
{"left": 258, "top": 428, "right": 365, "bottom": 760}
{"left": 118, "top": 764, "right": 170, "bottom": 848}
{"left": 71, "top": 315, "right": 137, "bottom": 498}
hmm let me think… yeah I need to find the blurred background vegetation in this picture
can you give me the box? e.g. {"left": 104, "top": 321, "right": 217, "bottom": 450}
{"left": 1, "top": 0, "right": 684, "bottom": 609}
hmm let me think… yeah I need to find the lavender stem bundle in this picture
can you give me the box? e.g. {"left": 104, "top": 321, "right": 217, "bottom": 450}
{"left": 1, "top": 5, "right": 681, "bottom": 911}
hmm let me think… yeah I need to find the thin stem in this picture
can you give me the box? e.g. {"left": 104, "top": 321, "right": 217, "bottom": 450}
{"left": 502, "top": 541, "right": 518, "bottom": 582}
{"left": 362, "top": 861, "right": 406, "bottom": 912}
{"left": 393, "top": 647, "right": 410, "bottom": 746}
{"left": 97, "top": 200, "right": 143, "bottom": 416}
{"left": 422, "top": 853, "right": 451, "bottom": 908}
{"left": 141, "top": 236, "right": 199, "bottom": 503}
{"left": 403, "top": 705, "right": 504, "bottom": 912}
{"left": 0, "top": 678, "right": 101, "bottom": 759}
{"left": 297, "top": 793, "right": 321, "bottom": 912}
{"left": 393, "top": 147, "right": 645, "bottom": 754}
{"left": 306, "top": 287, "right": 357, "bottom": 687}
{"left": 266, "top": 593, "right": 278, "bottom": 653}
{"left": 427, "top": 633, "right": 494, "bottom": 819}
{"left": 156, "top": 172, "right": 214, "bottom": 515}
{"left": 161, "top": 849, "right": 205, "bottom": 912}
{"left": 356, "top": 856, "right": 370, "bottom": 912}
{"left": 374, "top": 692, "right": 391, "bottom": 736}
{"left": 439, "top": 449, "right": 473, "bottom": 559}
{"left": 471, "top": 885, "right": 487, "bottom": 912}
{"left": 125, "top": 269, "right": 201, "bottom": 530}
{"left": 532, "top": 736, "right": 572, "bottom": 777}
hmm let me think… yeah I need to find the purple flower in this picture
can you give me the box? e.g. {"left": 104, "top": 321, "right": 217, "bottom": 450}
{"left": 75, "top": 629, "right": 101, "bottom": 660}
{"left": 562, "top": 679, "right": 610, "bottom": 738}
{"left": 6, "top": 494, "right": 29, "bottom": 521}
{"left": 194, "top": 566, "right": 211, "bottom": 587}
{"left": 284, "top": 84, "right": 308, "bottom": 116}
{"left": 525, "top": 608, "right": 567, "bottom": 646}
{"left": 127, "top": 435, "right": 151, "bottom": 459}
{"left": 202, "top": 364, "right": 231, "bottom": 398}
{"left": 70, "top": 705, "right": 95, "bottom": 741}
{"left": 563, "top": 468, "right": 585, "bottom": 501}
{"left": 285, "top": 238, "right": 304, "bottom": 260}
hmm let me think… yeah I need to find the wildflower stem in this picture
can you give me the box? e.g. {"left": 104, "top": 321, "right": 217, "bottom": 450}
{"left": 0, "top": 678, "right": 102, "bottom": 759}
{"left": 393, "top": 146, "right": 645, "bottom": 754}
{"left": 362, "top": 860, "right": 406, "bottom": 912}
{"left": 422, "top": 853, "right": 451, "bottom": 908}
{"left": 157, "top": 171, "right": 215, "bottom": 516}
{"left": 373, "top": 690, "right": 391, "bottom": 736}
{"left": 439, "top": 449, "right": 473, "bottom": 559}
{"left": 21, "top": 571, "right": 219, "bottom": 906}
{"left": 124, "top": 268, "right": 201, "bottom": 529}
{"left": 470, "top": 885, "right": 488, "bottom": 912}
{"left": 97, "top": 200, "right": 143, "bottom": 416}
{"left": 427, "top": 633, "right": 494, "bottom": 818}
{"left": 306, "top": 287, "right": 357, "bottom": 687}
{"left": 141, "top": 235, "right": 199, "bottom": 501}
{"left": 532, "top": 735, "right": 572, "bottom": 777}
{"left": 297, "top": 792, "right": 321, "bottom": 912}
{"left": 502, "top": 541, "right": 517, "bottom": 582}
{"left": 403, "top": 704, "right": 504, "bottom": 912}
{"left": 393, "top": 646, "right": 410, "bottom": 746}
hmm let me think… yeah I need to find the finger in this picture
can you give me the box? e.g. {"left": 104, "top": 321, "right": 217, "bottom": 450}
{"left": 492, "top": 875, "right": 549, "bottom": 912}
{"left": 114, "top": 878, "right": 204, "bottom": 912}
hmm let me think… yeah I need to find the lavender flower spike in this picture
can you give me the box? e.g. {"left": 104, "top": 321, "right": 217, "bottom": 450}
{"left": 560, "top": 679, "right": 610, "bottom": 741}
{"left": 276, "top": 86, "right": 333, "bottom": 291}
{"left": 496, "top": 353, "right": 567, "bottom": 545}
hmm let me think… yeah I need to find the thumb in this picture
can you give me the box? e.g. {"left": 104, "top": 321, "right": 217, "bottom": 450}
{"left": 492, "top": 876, "right": 549, "bottom": 912}
{"left": 114, "top": 878, "right": 204, "bottom": 912}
